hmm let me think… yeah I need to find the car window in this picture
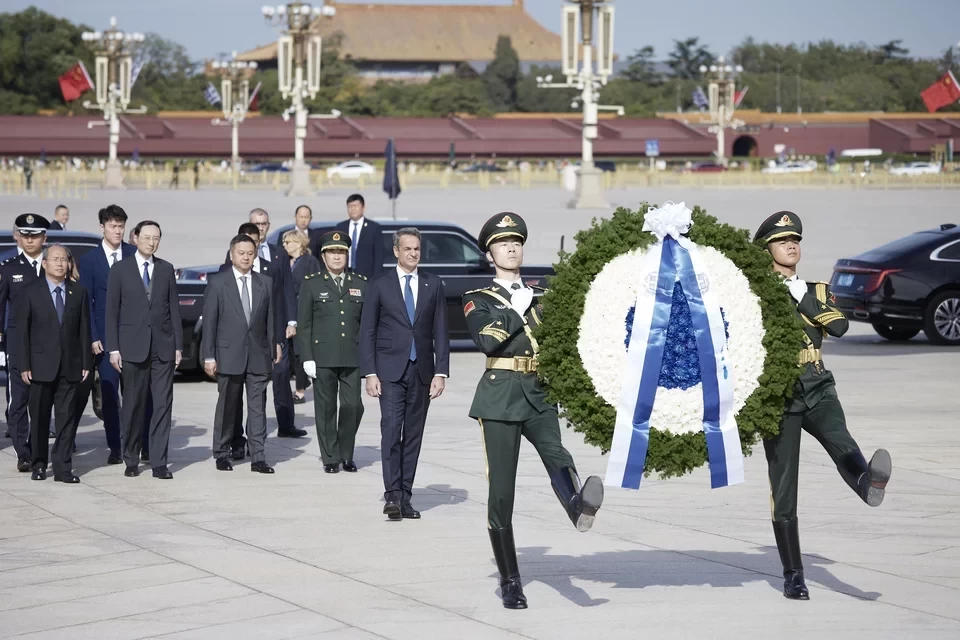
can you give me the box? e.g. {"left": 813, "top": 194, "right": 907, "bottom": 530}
{"left": 937, "top": 240, "right": 960, "bottom": 261}
{"left": 855, "top": 233, "right": 941, "bottom": 262}
{"left": 421, "top": 232, "right": 485, "bottom": 265}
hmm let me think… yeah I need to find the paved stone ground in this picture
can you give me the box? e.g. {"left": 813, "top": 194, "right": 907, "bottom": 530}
{"left": 1, "top": 187, "right": 958, "bottom": 639}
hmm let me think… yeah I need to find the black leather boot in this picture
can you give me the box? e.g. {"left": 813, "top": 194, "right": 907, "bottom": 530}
{"left": 772, "top": 518, "right": 809, "bottom": 600}
{"left": 838, "top": 449, "right": 891, "bottom": 507}
{"left": 549, "top": 467, "right": 604, "bottom": 532}
{"left": 488, "top": 527, "right": 527, "bottom": 609}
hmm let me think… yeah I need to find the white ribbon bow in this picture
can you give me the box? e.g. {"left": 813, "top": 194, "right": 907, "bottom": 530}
{"left": 642, "top": 201, "right": 693, "bottom": 241}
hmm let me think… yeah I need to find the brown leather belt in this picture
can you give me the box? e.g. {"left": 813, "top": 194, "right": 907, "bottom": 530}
{"left": 486, "top": 356, "right": 538, "bottom": 373}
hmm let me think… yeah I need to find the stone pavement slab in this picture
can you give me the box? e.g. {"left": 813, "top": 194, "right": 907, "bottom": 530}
{"left": 1, "top": 188, "right": 958, "bottom": 639}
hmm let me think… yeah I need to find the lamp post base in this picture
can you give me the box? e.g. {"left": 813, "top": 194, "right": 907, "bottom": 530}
{"left": 569, "top": 166, "right": 608, "bottom": 210}
{"left": 103, "top": 160, "right": 126, "bottom": 190}
{"left": 287, "top": 163, "right": 313, "bottom": 197}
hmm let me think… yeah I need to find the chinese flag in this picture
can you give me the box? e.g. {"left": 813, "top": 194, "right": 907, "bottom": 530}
{"left": 248, "top": 81, "right": 261, "bottom": 112}
{"left": 58, "top": 62, "right": 93, "bottom": 102}
{"left": 921, "top": 71, "right": 960, "bottom": 113}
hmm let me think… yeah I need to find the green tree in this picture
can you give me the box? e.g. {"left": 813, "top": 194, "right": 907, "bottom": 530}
{"left": 622, "top": 45, "right": 661, "bottom": 84}
{"left": 482, "top": 35, "right": 521, "bottom": 111}
{"left": 667, "top": 37, "right": 715, "bottom": 79}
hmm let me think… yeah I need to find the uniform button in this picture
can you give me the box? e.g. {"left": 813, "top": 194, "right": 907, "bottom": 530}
{"left": 340, "top": 310, "right": 344, "bottom": 314}
{"left": 340, "top": 300, "right": 344, "bottom": 304}
{"left": 340, "top": 321, "right": 345, "bottom": 326}
{"left": 489, "top": 374, "right": 496, "bottom": 380}
{"left": 341, "top": 333, "right": 345, "bottom": 337}
{"left": 314, "top": 339, "right": 318, "bottom": 344}
{"left": 524, "top": 350, "right": 530, "bottom": 355}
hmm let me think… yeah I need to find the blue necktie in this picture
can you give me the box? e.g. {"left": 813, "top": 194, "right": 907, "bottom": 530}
{"left": 142, "top": 261, "right": 150, "bottom": 290}
{"left": 350, "top": 222, "right": 359, "bottom": 269}
{"left": 54, "top": 286, "right": 64, "bottom": 325}
{"left": 404, "top": 274, "right": 417, "bottom": 361}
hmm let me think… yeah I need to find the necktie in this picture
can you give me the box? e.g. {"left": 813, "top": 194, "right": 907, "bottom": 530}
{"left": 350, "top": 222, "right": 359, "bottom": 269}
{"left": 54, "top": 286, "right": 64, "bottom": 325}
{"left": 259, "top": 243, "right": 268, "bottom": 260}
{"left": 404, "top": 274, "right": 417, "bottom": 361}
{"left": 511, "top": 283, "right": 522, "bottom": 291}
{"left": 31, "top": 260, "right": 38, "bottom": 276}
{"left": 335, "top": 274, "right": 343, "bottom": 292}
{"left": 142, "top": 261, "right": 151, "bottom": 290}
{"left": 110, "top": 252, "right": 118, "bottom": 267}
{"left": 240, "top": 276, "right": 252, "bottom": 324}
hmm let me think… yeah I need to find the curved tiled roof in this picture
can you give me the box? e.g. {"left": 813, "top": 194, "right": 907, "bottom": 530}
{"left": 238, "top": 1, "right": 561, "bottom": 64}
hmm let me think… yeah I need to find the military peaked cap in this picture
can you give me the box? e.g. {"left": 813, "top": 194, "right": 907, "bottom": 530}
{"left": 755, "top": 211, "right": 803, "bottom": 244}
{"left": 478, "top": 212, "right": 527, "bottom": 250}
{"left": 319, "top": 230, "right": 351, "bottom": 252}
{"left": 15, "top": 213, "right": 50, "bottom": 236}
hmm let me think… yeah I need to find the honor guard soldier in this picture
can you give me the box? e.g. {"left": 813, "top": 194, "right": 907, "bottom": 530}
{"left": 0, "top": 214, "right": 51, "bottom": 472}
{"left": 755, "top": 211, "right": 892, "bottom": 601}
{"left": 464, "top": 212, "right": 604, "bottom": 610}
{"left": 297, "top": 230, "right": 367, "bottom": 474}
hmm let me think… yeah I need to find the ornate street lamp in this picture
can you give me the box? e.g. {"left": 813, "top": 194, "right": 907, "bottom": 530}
{"left": 537, "top": 0, "right": 621, "bottom": 209}
{"left": 81, "top": 16, "right": 147, "bottom": 190}
{"left": 698, "top": 56, "right": 745, "bottom": 165}
{"left": 262, "top": 1, "right": 339, "bottom": 196}
{"left": 211, "top": 52, "right": 258, "bottom": 182}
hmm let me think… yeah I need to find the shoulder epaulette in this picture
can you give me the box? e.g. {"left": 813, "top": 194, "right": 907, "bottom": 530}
{"left": 529, "top": 284, "right": 549, "bottom": 292}
{"left": 304, "top": 271, "right": 325, "bottom": 280}
{"left": 464, "top": 285, "right": 495, "bottom": 296}
{"left": 358, "top": 274, "right": 367, "bottom": 280}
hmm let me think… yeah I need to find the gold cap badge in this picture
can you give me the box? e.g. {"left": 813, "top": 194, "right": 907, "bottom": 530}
{"left": 496, "top": 215, "right": 518, "bottom": 228}
{"left": 774, "top": 214, "right": 793, "bottom": 227}
{"left": 332, "top": 232, "right": 341, "bottom": 240}
{"left": 25, "top": 215, "right": 34, "bottom": 224}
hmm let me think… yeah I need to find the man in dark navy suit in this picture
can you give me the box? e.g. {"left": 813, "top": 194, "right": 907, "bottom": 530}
{"left": 77, "top": 205, "right": 137, "bottom": 464}
{"left": 335, "top": 194, "right": 384, "bottom": 280}
{"left": 360, "top": 227, "right": 449, "bottom": 520}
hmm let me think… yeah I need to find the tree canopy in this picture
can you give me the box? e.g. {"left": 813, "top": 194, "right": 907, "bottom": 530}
{"left": 1, "top": 8, "right": 958, "bottom": 117}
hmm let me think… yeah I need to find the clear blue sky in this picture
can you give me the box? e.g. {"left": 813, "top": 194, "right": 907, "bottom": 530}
{"left": 10, "top": 0, "right": 959, "bottom": 61}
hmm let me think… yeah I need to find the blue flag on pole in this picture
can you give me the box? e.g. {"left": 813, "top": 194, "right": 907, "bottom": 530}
{"left": 383, "top": 138, "right": 401, "bottom": 218}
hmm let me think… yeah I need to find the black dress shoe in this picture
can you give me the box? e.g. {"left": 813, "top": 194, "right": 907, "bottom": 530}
{"left": 152, "top": 466, "right": 173, "bottom": 479}
{"left": 324, "top": 463, "right": 340, "bottom": 473}
{"left": 500, "top": 577, "right": 528, "bottom": 609}
{"left": 251, "top": 461, "right": 275, "bottom": 474}
{"left": 277, "top": 428, "right": 308, "bottom": 438}
{"left": 783, "top": 569, "right": 810, "bottom": 600}
{"left": 17, "top": 459, "right": 31, "bottom": 473}
{"left": 107, "top": 453, "right": 123, "bottom": 465}
{"left": 216, "top": 458, "right": 234, "bottom": 471}
{"left": 230, "top": 447, "right": 245, "bottom": 461}
{"left": 383, "top": 501, "right": 402, "bottom": 521}
{"left": 400, "top": 503, "right": 421, "bottom": 519}
{"left": 124, "top": 466, "right": 140, "bottom": 477}
{"left": 341, "top": 460, "right": 358, "bottom": 473}
{"left": 293, "top": 394, "right": 306, "bottom": 405}
{"left": 54, "top": 473, "right": 80, "bottom": 484}
{"left": 31, "top": 468, "right": 46, "bottom": 481}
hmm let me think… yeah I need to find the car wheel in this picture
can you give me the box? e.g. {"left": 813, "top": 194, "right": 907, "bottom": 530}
{"left": 871, "top": 323, "right": 920, "bottom": 342}
{"left": 923, "top": 291, "right": 960, "bottom": 345}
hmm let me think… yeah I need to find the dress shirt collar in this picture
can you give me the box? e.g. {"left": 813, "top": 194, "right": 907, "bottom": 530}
{"left": 102, "top": 240, "right": 122, "bottom": 264}
{"left": 494, "top": 277, "right": 523, "bottom": 292}
{"left": 46, "top": 277, "right": 65, "bottom": 293}
{"left": 136, "top": 252, "right": 154, "bottom": 267}
{"left": 349, "top": 216, "right": 365, "bottom": 229}
{"left": 396, "top": 265, "right": 418, "bottom": 281}
{"left": 233, "top": 266, "right": 251, "bottom": 281}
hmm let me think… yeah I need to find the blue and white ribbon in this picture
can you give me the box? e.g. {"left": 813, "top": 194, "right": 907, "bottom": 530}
{"left": 604, "top": 202, "right": 744, "bottom": 490}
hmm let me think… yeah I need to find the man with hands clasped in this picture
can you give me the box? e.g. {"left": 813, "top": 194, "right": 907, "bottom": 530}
{"left": 297, "top": 231, "right": 367, "bottom": 474}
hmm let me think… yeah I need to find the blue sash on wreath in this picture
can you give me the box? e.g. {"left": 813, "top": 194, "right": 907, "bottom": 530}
{"left": 604, "top": 205, "right": 744, "bottom": 490}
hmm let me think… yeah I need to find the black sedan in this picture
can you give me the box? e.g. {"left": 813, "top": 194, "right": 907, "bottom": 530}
{"left": 0, "top": 230, "right": 208, "bottom": 371}
{"left": 830, "top": 223, "right": 960, "bottom": 345}
{"left": 180, "top": 220, "right": 556, "bottom": 346}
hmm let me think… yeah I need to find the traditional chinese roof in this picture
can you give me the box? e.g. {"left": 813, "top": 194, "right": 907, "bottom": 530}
{"left": 238, "top": 0, "right": 561, "bottom": 64}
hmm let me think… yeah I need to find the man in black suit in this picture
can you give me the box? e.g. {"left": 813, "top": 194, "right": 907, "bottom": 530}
{"left": 0, "top": 214, "right": 49, "bottom": 471}
{"left": 49, "top": 205, "right": 69, "bottom": 231}
{"left": 106, "top": 221, "right": 182, "bottom": 480}
{"left": 293, "top": 204, "right": 322, "bottom": 256}
{"left": 360, "top": 227, "right": 449, "bottom": 520}
{"left": 336, "top": 194, "right": 384, "bottom": 279}
{"left": 203, "top": 234, "right": 281, "bottom": 474}
{"left": 16, "top": 244, "right": 91, "bottom": 482}
{"left": 220, "top": 220, "right": 306, "bottom": 454}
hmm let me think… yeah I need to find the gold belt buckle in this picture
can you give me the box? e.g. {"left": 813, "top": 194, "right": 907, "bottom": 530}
{"left": 515, "top": 357, "right": 532, "bottom": 373}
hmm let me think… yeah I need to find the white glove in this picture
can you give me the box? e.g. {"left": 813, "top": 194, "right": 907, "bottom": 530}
{"left": 787, "top": 278, "right": 808, "bottom": 303}
{"left": 0, "top": 351, "right": 5, "bottom": 368}
{"left": 510, "top": 288, "right": 534, "bottom": 316}
{"left": 303, "top": 360, "right": 317, "bottom": 379}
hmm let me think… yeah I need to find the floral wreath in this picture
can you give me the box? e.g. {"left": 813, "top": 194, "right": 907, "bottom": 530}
{"left": 536, "top": 204, "right": 804, "bottom": 480}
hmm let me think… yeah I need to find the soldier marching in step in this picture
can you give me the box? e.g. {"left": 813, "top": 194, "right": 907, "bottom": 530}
{"left": 463, "top": 212, "right": 604, "bottom": 610}
{"left": 297, "top": 230, "right": 367, "bottom": 474}
{"left": 755, "top": 211, "right": 892, "bottom": 601}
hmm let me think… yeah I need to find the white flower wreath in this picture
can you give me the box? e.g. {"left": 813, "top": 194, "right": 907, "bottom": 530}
{"left": 577, "top": 245, "right": 766, "bottom": 436}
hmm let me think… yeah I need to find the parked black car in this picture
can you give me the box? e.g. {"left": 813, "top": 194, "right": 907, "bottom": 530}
{"left": 830, "top": 223, "right": 960, "bottom": 345}
{"left": 0, "top": 230, "right": 207, "bottom": 371}
{"left": 179, "top": 220, "right": 556, "bottom": 346}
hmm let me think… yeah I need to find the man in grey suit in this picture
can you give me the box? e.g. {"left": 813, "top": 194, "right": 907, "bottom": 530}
{"left": 202, "top": 233, "right": 281, "bottom": 474}
{"left": 106, "top": 220, "right": 182, "bottom": 480}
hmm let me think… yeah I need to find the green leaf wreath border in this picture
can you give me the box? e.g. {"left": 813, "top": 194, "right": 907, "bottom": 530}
{"left": 536, "top": 204, "right": 804, "bottom": 479}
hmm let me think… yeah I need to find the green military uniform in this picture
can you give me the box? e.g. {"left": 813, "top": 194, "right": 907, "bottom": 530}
{"left": 755, "top": 211, "right": 891, "bottom": 600}
{"left": 465, "top": 212, "right": 604, "bottom": 610}
{"left": 296, "top": 230, "right": 367, "bottom": 472}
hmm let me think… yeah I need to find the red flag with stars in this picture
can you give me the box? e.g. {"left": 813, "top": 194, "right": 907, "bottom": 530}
{"left": 921, "top": 71, "right": 960, "bottom": 113}
{"left": 58, "top": 61, "right": 94, "bottom": 102}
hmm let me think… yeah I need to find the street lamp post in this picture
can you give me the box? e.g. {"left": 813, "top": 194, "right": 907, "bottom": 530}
{"left": 537, "top": 0, "right": 621, "bottom": 209}
{"left": 81, "top": 16, "right": 146, "bottom": 190}
{"left": 263, "top": 1, "right": 336, "bottom": 197}
{"left": 211, "top": 52, "right": 258, "bottom": 184}
{"left": 698, "top": 56, "right": 744, "bottom": 165}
